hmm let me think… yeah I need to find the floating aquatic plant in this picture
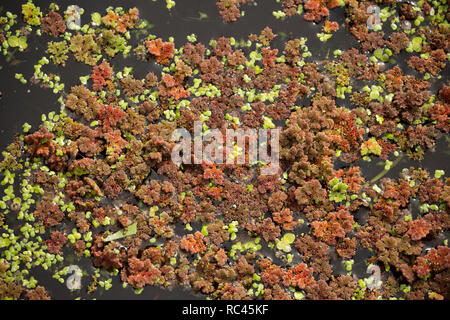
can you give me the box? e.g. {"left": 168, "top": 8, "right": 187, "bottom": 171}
{"left": 0, "top": 0, "right": 448, "bottom": 302}
{"left": 104, "top": 222, "right": 137, "bottom": 242}
{"left": 276, "top": 233, "right": 296, "bottom": 253}
{"left": 46, "top": 40, "right": 69, "bottom": 66}
{"left": 22, "top": 0, "right": 42, "bottom": 26}
{"left": 7, "top": 35, "right": 28, "bottom": 51}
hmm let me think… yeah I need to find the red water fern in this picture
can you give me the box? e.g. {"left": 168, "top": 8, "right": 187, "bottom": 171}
{"left": 424, "top": 246, "right": 450, "bottom": 271}
{"left": 101, "top": 7, "right": 139, "bottom": 34}
{"left": 104, "top": 129, "right": 128, "bottom": 162}
{"left": 311, "top": 208, "right": 354, "bottom": 245}
{"left": 261, "top": 47, "right": 278, "bottom": 68}
{"left": 145, "top": 38, "right": 175, "bottom": 65}
{"left": 91, "top": 60, "right": 114, "bottom": 91}
{"left": 180, "top": 232, "right": 206, "bottom": 255}
{"left": 303, "top": 0, "right": 331, "bottom": 23}
{"left": 40, "top": 10, "right": 66, "bottom": 36}
{"left": 273, "top": 208, "right": 297, "bottom": 230}
{"left": 44, "top": 230, "right": 68, "bottom": 254}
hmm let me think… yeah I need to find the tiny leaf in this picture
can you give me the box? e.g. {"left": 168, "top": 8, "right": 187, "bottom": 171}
{"left": 104, "top": 222, "right": 137, "bottom": 242}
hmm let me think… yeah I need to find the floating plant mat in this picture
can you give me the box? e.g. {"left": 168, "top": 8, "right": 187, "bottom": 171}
{"left": 0, "top": 0, "right": 449, "bottom": 300}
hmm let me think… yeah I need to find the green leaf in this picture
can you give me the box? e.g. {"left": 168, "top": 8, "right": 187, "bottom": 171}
{"left": 104, "top": 222, "right": 137, "bottom": 242}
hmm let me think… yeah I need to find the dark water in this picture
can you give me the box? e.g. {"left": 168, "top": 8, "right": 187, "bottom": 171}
{"left": 0, "top": 0, "right": 448, "bottom": 299}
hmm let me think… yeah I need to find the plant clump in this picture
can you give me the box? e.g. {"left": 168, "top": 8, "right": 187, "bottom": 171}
{"left": 0, "top": 0, "right": 448, "bottom": 301}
